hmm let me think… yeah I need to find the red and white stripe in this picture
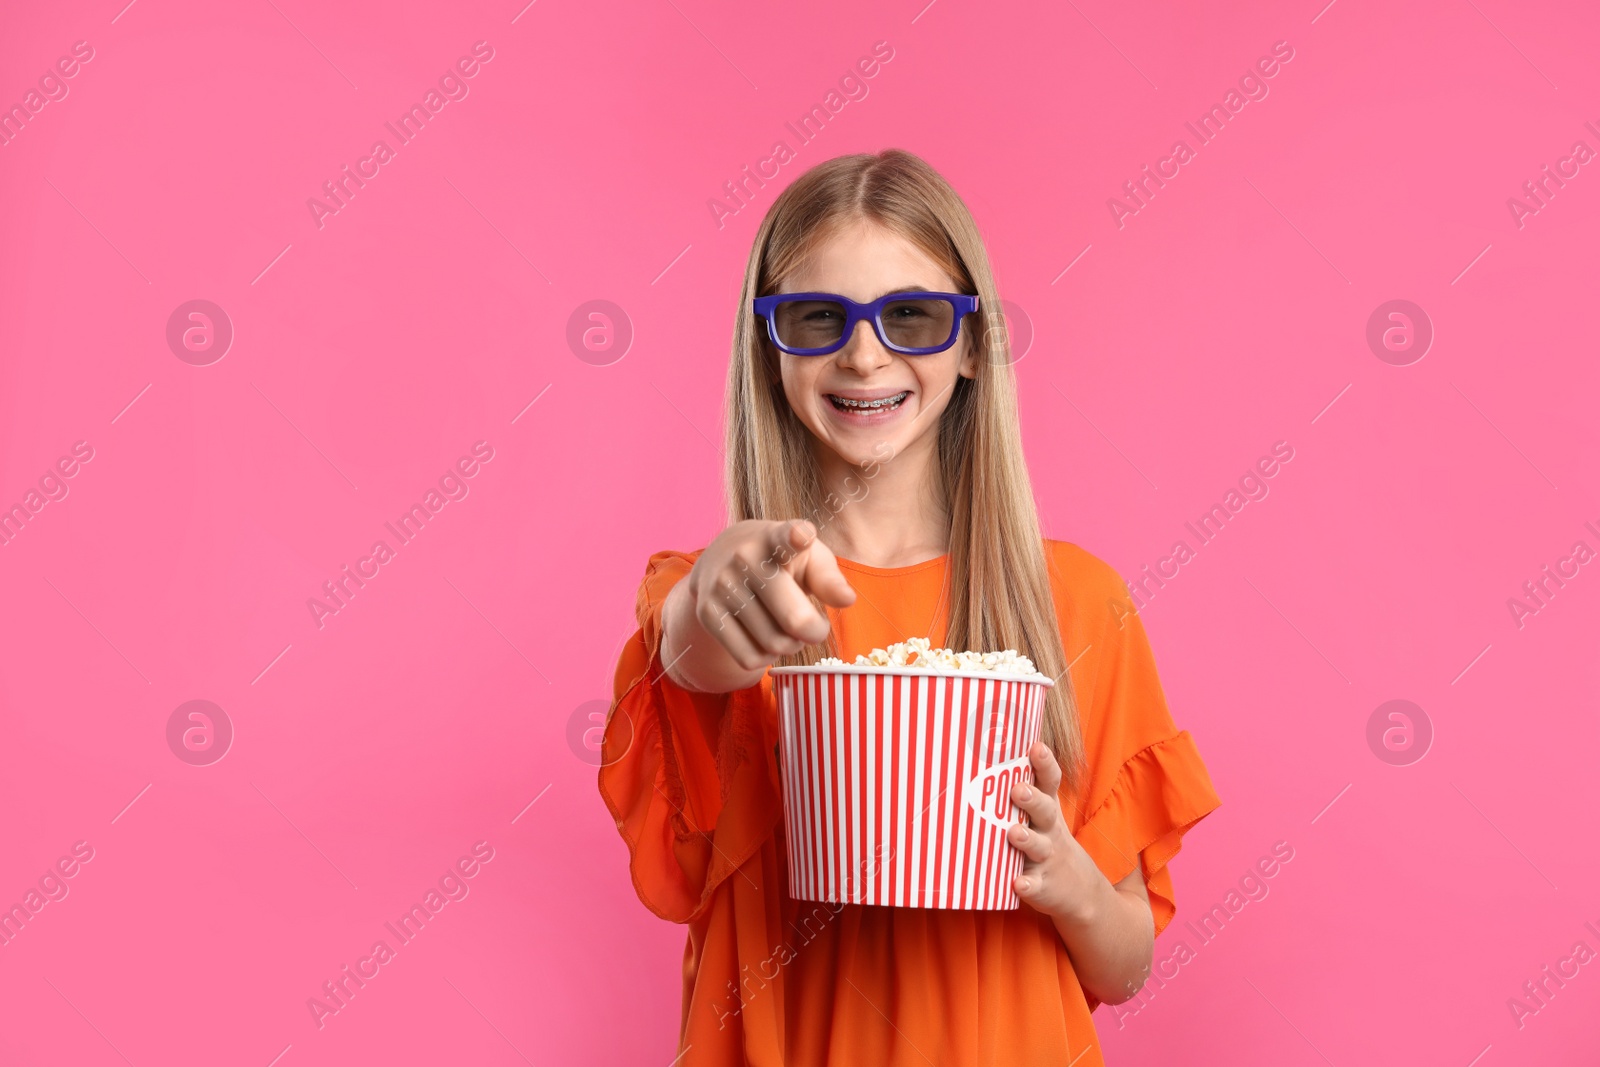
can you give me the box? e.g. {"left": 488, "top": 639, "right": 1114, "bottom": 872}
{"left": 774, "top": 669, "right": 1047, "bottom": 910}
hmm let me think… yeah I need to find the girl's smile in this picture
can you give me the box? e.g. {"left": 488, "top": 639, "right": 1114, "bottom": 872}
{"left": 823, "top": 387, "right": 913, "bottom": 423}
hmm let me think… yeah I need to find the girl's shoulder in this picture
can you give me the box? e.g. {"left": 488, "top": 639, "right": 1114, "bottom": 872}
{"left": 1041, "top": 538, "right": 1142, "bottom": 658}
{"left": 1042, "top": 538, "right": 1130, "bottom": 607}
{"left": 645, "top": 547, "right": 704, "bottom": 566}
{"left": 632, "top": 548, "right": 702, "bottom": 618}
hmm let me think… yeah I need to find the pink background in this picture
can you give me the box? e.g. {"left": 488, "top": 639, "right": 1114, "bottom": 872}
{"left": 1, "top": 0, "right": 1597, "bottom": 1063}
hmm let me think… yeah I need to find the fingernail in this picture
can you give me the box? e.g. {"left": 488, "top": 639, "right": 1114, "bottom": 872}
{"left": 1020, "top": 785, "right": 1032, "bottom": 800}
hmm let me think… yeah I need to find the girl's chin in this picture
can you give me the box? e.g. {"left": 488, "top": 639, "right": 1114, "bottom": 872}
{"left": 814, "top": 429, "right": 907, "bottom": 471}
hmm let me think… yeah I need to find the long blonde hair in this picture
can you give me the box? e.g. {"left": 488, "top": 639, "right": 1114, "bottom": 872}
{"left": 724, "top": 148, "right": 1084, "bottom": 791}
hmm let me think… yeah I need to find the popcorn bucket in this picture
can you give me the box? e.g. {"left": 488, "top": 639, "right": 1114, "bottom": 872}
{"left": 769, "top": 665, "right": 1052, "bottom": 910}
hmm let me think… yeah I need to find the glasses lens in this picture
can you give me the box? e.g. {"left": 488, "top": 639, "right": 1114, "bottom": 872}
{"left": 881, "top": 298, "right": 955, "bottom": 351}
{"left": 772, "top": 299, "right": 848, "bottom": 351}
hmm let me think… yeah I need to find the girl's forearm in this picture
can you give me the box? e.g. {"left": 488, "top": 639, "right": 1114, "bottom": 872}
{"left": 1048, "top": 869, "right": 1155, "bottom": 1005}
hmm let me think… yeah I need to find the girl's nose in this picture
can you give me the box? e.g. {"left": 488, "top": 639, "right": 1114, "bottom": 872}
{"left": 833, "top": 319, "right": 893, "bottom": 374}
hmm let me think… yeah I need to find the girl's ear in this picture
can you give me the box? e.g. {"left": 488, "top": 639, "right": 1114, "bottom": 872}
{"left": 762, "top": 337, "right": 785, "bottom": 387}
{"left": 958, "top": 332, "right": 979, "bottom": 380}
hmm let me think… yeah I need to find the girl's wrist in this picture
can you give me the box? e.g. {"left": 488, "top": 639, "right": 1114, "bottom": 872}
{"left": 660, "top": 581, "right": 703, "bottom": 691}
{"left": 661, "top": 575, "right": 763, "bottom": 694}
{"left": 1052, "top": 857, "right": 1119, "bottom": 931}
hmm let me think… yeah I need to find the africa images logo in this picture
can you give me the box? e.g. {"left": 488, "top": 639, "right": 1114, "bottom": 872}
{"left": 306, "top": 441, "right": 496, "bottom": 629}
{"left": 305, "top": 42, "right": 496, "bottom": 230}
{"left": 1106, "top": 40, "right": 1296, "bottom": 229}
{"left": 306, "top": 841, "right": 496, "bottom": 1029}
{"left": 706, "top": 40, "right": 895, "bottom": 230}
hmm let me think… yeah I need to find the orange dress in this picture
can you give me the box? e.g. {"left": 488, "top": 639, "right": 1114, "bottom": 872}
{"left": 600, "top": 539, "right": 1222, "bottom": 1065}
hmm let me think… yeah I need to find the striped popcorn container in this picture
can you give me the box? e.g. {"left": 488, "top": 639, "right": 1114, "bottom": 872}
{"left": 768, "top": 665, "right": 1052, "bottom": 910}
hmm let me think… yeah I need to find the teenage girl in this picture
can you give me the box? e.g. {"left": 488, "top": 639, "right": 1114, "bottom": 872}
{"left": 600, "top": 148, "right": 1221, "bottom": 1066}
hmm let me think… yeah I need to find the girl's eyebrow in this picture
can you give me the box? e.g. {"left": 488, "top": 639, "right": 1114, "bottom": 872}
{"left": 810, "top": 285, "right": 937, "bottom": 299}
{"left": 782, "top": 284, "right": 944, "bottom": 297}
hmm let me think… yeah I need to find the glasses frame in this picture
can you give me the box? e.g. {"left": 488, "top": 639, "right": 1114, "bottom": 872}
{"left": 752, "top": 291, "right": 981, "bottom": 356}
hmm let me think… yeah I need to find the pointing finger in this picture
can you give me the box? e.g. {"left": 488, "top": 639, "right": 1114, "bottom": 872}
{"left": 796, "top": 536, "right": 857, "bottom": 609}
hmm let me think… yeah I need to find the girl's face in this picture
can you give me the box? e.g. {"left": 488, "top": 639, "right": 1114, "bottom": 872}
{"left": 771, "top": 219, "right": 977, "bottom": 470}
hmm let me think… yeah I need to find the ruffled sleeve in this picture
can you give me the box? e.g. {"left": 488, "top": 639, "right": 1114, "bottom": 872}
{"left": 1065, "top": 580, "right": 1222, "bottom": 947}
{"left": 597, "top": 549, "right": 781, "bottom": 924}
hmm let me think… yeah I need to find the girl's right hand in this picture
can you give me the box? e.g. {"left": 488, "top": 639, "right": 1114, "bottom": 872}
{"left": 661, "top": 519, "right": 858, "bottom": 692}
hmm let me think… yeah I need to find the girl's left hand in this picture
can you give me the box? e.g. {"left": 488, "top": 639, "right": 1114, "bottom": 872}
{"left": 1005, "top": 741, "right": 1106, "bottom": 923}
{"left": 1006, "top": 741, "right": 1157, "bottom": 1004}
